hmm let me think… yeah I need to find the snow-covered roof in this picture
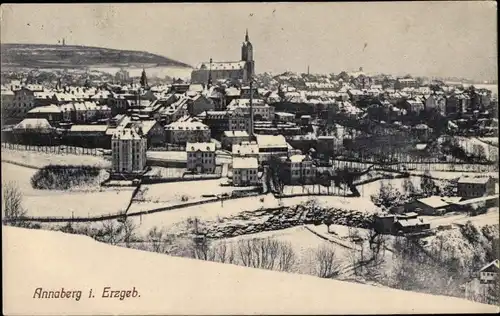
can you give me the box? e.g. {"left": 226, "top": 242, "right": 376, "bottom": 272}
{"left": 14, "top": 118, "right": 52, "bottom": 130}
{"left": 223, "top": 130, "right": 249, "bottom": 138}
{"left": 288, "top": 154, "right": 307, "bottom": 163}
{"left": 27, "top": 105, "right": 60, "bottom": 114}
{"left": 232, "top": 142, "right": 259, "bottom": 156}
{"left": 70, "top": 125, "right": 108, "bottom": 133}
{"left": 396, "top": 218, "right": 428, "bottom": 227}
{"left": 165, "top": 120, "right": 209, "bottom": 131}
{"left": 417, "top": 196, "right": 450, "bottom": 209}
{"left": 112, "top": 127, "right": 143, "bottom": 140}
{"left": 186, "top": 142, "right": 216, "bottom": 152}
{"left": 197, "top": 61, "right": 246, "bottom": 71}
{"left": 255, "top": 134, "right": 288, "bottom": 149}
{"left": 4, "top": 226, "right": 496, "bottom": 315}
{"left": 458, "top": 176, "right": 491, "bottom": 184}
{"left": 232, "top": 156, "right": 258, "bottom": 169}
{"left": 479, "top": 259, "right": 500, "bottom": 273}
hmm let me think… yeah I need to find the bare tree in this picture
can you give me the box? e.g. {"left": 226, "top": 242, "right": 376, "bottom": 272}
{"left": 121, "top": 217, "right": 137, "bottom": 248}
{"left": 277, "top": 241, "right": 296, "bottom": 272}
{"left": 314, "top": 244, "right": 340, "bottom": 278}
{"left": 236, "top": 238, "right": 296, "bottom": 272}
{"left": 98, "top": 220, "right": 123, "bottom": 245}
{"left": 147, "top": 226, "right": 168, "bottom": 253}
{"left": 2, "top": 181, "right": 27, "bottom": 226}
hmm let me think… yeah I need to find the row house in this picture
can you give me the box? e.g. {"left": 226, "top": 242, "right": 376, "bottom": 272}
{"left": 186, "top": 142, "right": 216, "bottom": 174}
{"left": 232, "top": 156, "right": 259, "bottom": 186}
{"left": 165, "top": 120, "right": 211, "bottom": 145}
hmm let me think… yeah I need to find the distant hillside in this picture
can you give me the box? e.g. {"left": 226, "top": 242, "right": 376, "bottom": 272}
{"left": 0, "top": 43, "right": 192, "bottom": 69}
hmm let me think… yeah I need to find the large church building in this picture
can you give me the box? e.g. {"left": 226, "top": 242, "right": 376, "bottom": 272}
{"left": 191, "top": 30, "right": 255, "bottom": 85}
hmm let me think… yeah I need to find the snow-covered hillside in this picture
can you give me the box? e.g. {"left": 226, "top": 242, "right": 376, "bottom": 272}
{"left": 3, "top": 226, "right": 498, "bottom": 315}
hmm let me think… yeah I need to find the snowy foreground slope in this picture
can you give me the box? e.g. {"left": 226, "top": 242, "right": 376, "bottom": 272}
{"left": 3, "top": 227, "right": 498, "bottom": 315}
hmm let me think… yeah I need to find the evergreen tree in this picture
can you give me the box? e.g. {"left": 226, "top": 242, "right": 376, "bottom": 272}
{"left": 140, "top": 68, "right": 148, "bottom": 88}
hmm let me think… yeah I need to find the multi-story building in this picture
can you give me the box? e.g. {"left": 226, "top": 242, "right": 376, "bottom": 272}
{"left": 232, "top": 141, "right": 260, "bottom": 160}
{"left": 165, "top": 120, "right": 211, "bottom": 145}
{"left": 228, "top": 112, "right": 252, "bottom": 135}
{"left": 222, "top": 130, "right": 250, "bottom": 150}
{"left": 457, "top": 176, "right": 496, "bottom": 199}
{"left": 26, "top": 105, "right": 62, "bottom": 125}
{"left": 232, "top": 156, "right": 259, "bottom": 186}
{"left": 227, "top": 98, "right": 275, "bottom": 121}
{"left": 186, "top": 142, "right": 216, "bottom": 173}
{"left": 282, "top": 154, "right": 316, "bottom": 185}
{"left": 10, "top": 87, "right": 36, "bottom": 119}
{"left": 199, "top": 110, "right": 229, "bottom": 138}
{"left": 255, "top": 134, "right": 289, "bottom": 162}
{"left": 157, "top": 97, "right": 190, "bottom": 125}
{"left": 111, "top": 127, "right": 147, "bottom": 174}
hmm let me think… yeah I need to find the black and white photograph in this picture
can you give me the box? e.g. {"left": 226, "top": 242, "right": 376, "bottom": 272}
{"left": 1, "top": 2, "right": 499, "bottom": 315}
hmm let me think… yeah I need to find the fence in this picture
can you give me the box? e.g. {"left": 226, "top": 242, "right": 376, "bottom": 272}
{"left": 1, "top": 142, "right": 103, "bottom": 156}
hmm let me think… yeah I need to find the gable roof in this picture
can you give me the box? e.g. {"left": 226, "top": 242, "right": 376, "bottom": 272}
{"left": 479, "top": 259, "right": 500, "bottom": 273}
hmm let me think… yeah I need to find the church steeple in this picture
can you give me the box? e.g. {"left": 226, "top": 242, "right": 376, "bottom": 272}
{"left": 245, "top": 29, "right": 249, "bottom": 42}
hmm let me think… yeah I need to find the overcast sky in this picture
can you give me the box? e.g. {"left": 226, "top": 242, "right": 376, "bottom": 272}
{"left": 1, "top": 2, "right": 497, "bottom": 81}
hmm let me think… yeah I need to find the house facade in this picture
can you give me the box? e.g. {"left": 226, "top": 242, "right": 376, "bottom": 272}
{"left": 186, "top": 142, "right": 216, "bottom": 174}
{"left": 457, "top": 176, "right": 496, "bottom": 199}
{"left": 111, "top": 128, "right": 147, "bottom": 174}
{"left": 232, "top": 156, "right": 259, "bottom": 186}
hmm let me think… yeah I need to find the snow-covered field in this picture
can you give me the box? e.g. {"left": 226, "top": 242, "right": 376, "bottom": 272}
{"left": 22, "top": 189, "right": 135, "bottom": 218}
{"left": 137, "top": 179, "right": 258, "bottom": 204}
{"left": 129, "top": 194, "right": 380, "bottom": 236}
{"left": 5, "top": 226, "right": 496, "bottom": 315}
{"left": 424, "top": 208, "right": 499, "bottom": 229}
{"left": 1, "top": 148, "right": 111, "bottom": 169}
{"left": 213, "top": 225, "right": 354, "bottom": 275}
{"left": 2, "top": 162, "right": 134, "bottom": 218}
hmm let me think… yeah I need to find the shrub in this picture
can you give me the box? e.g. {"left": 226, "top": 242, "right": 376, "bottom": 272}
{"left": 31, "top": 165, "right": 101, "bottom": 190}
{"left": 460, "top": 221, "right": 480, "bottom": 244}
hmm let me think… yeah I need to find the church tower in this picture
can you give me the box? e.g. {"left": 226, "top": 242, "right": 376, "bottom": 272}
{"left": 241, "top": 29, "right": 255, "bottom": 82}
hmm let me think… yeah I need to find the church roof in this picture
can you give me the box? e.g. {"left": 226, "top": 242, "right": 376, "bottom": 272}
{"left": 197, "top": 61, "right": 246, "bottom": 71}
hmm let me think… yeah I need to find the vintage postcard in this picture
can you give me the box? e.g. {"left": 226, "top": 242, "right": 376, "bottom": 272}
{"left": 1, "top": 2, "right": 499, "bottom": 315}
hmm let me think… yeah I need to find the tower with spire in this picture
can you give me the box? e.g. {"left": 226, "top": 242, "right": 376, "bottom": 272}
{"left": 241, "top": 29, "right": 255, "bottom": 83}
